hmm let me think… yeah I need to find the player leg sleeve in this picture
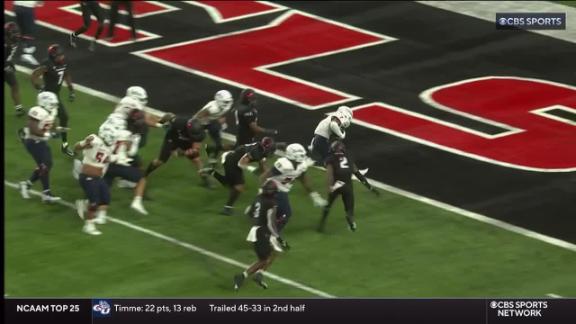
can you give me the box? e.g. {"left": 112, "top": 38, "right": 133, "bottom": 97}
{"left": 107, "top": 1, "right": 120, "bottom": 37}
{"left": 91, "top": 3, "right": 105, "bottom": 39}
{"left": 125, "top": 0, "right": 137, "bottom": 38}
{"left": 341, "top": 184, "right": 355, "bottom": 219}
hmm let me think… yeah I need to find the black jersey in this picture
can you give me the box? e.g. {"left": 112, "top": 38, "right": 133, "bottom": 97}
{"left": 235, "top": 103, "right": 258, "bottom": 144}
{"left": 166, "top": 116, "right": 205, "bottom": 143}
{"left": 41, "top": 59, "right": 67, "bottom": 94}
{"left": 225, "top": 142, "right": 268, "bottom": 166}
{"left": 325, "top": 152, "right": 354, "bottom": 183}
{"left": 248, "top": 195, "right": 277, "bottom": 228}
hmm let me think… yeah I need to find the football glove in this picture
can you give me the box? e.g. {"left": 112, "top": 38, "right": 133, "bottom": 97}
{"left": 310, "top": 191, "right": 327, "bottom": 207}
{"left": 68, "top": 90, "right": 76, "bottom": 102}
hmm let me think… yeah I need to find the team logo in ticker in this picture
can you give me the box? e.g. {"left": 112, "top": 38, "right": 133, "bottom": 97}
{"left": 92, "top": 299, "right": 112, "bottom": 317}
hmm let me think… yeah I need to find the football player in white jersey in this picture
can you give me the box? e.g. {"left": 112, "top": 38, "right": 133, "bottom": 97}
{"left": 73, "top": 125, "right": 119, "bottom": 235}
{"left": 309, "top": 105, "right": 353, "bottom": 165}
{"left": 102, "top": 124, "right": 149, "bottom": 215}
{"left": 193, "top": 90, "right": 234, "bottom": 165}
{"left": 259, "top": 143, "right": 327, "bottom": 231}
{"left": 18, "top": 104, "right": 62, "bottom": 203}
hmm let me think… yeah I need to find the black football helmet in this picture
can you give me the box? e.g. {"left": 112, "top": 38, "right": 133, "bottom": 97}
{"left": 186, "top": 118, "right": 206, "bottom": 142}
{"left": 239, "top": 88, "right": 257, "bottom": 105}
{"left": 47, "top": 44, "right": 65, "bottom": 65}
{"left": 4, "top": 22, "right": 20, "bottom": 43}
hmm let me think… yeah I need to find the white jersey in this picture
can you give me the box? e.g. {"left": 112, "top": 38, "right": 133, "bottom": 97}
{"left": 197, "top": 100, "right": 231, "bottom": 125}
{"left": 268, "top": 157, "right": 310, "bottom": 192}
{"left": 14, "top": 1, "right": 41, "bottom": 8}
{"left": 25, "top": 106, "right": 55, "bottom": 141}
{"left": 314, "top": 115, "right": 345, "bottom": 139}
{"left": 80, "top": 134, "right": 113, "bottom": 170}
{"left": 102, "top": 112, "right": 128, "bottom": 130}
{"left": 113, "top": 96, "right": 142, "bottom": 119}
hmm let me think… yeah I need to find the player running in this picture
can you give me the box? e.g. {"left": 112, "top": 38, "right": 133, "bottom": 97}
{"left": 233, "top": 180, "right": 289, "bottom": 291}
{"left": 4, "top": 22, "right": 25, "bottom": 116}
{"left": 202, "top": 137, "right": 281, "bottom": 216}
{"left": 73, "top": 125, "right": 119, "bottom": 235}
{"left": 193, "top": 90, "right": 234, "bottom": 165}
{"left": 69, "top": 0, "right": 105, "bottom": 51}
{"left": 260, "top": 143, "right": 327, "bottom": 231}
{"left": 31, "top": 44, "right": 76, "bottom": 157}
{"left": 18, "top": 99, "right": 63, "bottom": 203}
{"left": 234, "top": 88, "right": 278, "bottom": 147}
{"left": 309, "top": 106, "right": 353, "bottom": 165}
{"left": 318, "top": 141, "right": 379, "bottom": 233}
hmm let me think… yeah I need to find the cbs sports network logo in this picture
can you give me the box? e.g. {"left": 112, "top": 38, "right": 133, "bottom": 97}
{"left": 496, "top": 13, "right": 566, "bottom": 30}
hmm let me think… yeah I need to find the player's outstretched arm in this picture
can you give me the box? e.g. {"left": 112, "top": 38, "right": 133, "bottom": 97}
{"left": 249, "top": 121, "right": 278, "bottom": 137}
{"left": 300, "top": 173, "right": 327, "bottom": 207}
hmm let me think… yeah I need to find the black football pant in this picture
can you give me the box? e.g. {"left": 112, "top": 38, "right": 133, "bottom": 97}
{"left": 325, "top": 182, "right": 355, "bottom": 218}
{"left": 108, "top": 0, "right": 136, "bottom": 39}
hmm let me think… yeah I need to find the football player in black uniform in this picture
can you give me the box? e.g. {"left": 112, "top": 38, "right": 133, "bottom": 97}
{"left": 144, "top": 116, "right": 211, "bottom": 186}
{"left": 234, "top": 88, "right": 278, "bottom": 146}
{"left": 4, "top": 22, "right": 24, "bottom": 116}
{"left": 69, "top": 0, "right": 105, "bottom": 51}
{"left": 233, "top": 180, "right": 288, "bottom": 291}
{"left": 203, "top": 137, "right": 281, "bottom": 215}
{"left": 318, "top": 141, "right": 379, "bottom": 233}
{"left": 31, "top": 44, "right": 76, "bottom": 156}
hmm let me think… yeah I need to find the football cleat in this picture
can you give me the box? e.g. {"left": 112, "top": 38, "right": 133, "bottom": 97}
{"left": 19, "top": 181, "right": 30, "bottom": 199}
{"left": 61, "top": 143, "right": 75, "bottom": 157}
{"left": 220, "top": 206, "right": 234, "bottom": 216}
{"left": 82, "top": 222, "right": 102, "bottom": 236}
{"left": 15, "top": 106, "right": 26, "bottom": 117}
{"left": 42, "top": 193, "right": 61, "bottom": 203}
{"left": 117, "top": 179, "right": 137, "bottom": 189}
{"left": 233, "top": 274, "right": 245, "bottom": 291}
{"left": 346, "top": 218, "right": 357, "bottom": 232}
{"left": 253, "top": 272, "right": 268, "bottom": 289}
{"left": 94, "top": 214, "right": 107, "bottom": 225}
{"left": 130, "top": 200, "right": 148, "bottom": 215}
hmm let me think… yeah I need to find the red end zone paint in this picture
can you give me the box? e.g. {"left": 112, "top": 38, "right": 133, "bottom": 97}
{"left": 4, "top": 1, "right": 153, "bottom": 44}
{"left": 140, "top": 12, "right": 386, "bottom": 108}
{"left": 196, "top": 1, "right": 284, "bottom": 21}
{"left": 353, "top": 77, "right": 576, "bottom": 171}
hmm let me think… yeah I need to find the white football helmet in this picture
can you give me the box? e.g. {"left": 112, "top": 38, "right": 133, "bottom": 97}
{"left": 335, "top": 111, "right": 352, "bottom": 129}
{"left": 98, "top": 124, "right": 118, "bottom": 146}
{"left": 37, "top": 91, "right": 59, "bottom": 114}
{"left": 215, "top": 90, "right": 233, "bottom": 111}
{"left": 337, "top": 105, "right": 353, "bottom": 118}
{"left": 118, "top": 96, "right": 143, "bottom": 111}
{"left": 285, "top": 143, "right": 307, "bottom": 163}
{"left": 126, "top": 86, "right": 148, "bottom": 106}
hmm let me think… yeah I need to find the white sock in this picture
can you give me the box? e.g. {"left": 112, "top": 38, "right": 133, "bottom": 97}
{"left": 133, "top": 196, "right": 142, "bottom": 204}
{"left": 96, "top": 210, "right": 107, "bottom": 218}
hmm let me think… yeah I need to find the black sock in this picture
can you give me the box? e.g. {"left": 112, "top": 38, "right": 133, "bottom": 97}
{"left": 29, "top": 170, "right": 40, "bottom": 183}
{"left": 40, "top": 172, "right": 50, "bottom": 191}
{"left": 226, "top": 189, "right": 240, "bottom": 206}
{"left": 213, "top": 171, "right": 228, "bottom": 186}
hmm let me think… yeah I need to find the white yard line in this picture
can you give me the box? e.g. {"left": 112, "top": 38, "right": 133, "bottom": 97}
{"left": 12, "top": 65, "right": 576, "bottom": 255}
{"left": 418, "top": 1, "right": 576, "bottom": 44}
{"left": 546, "top": 293, "right": 563, "bottom": 298}
{"left": 4, "top": 181, "right": 335, "bottom": 298}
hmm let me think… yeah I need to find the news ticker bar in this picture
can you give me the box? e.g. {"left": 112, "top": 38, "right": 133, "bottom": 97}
{"left": 3, "top": 298, "right": 575, "bottom": 324}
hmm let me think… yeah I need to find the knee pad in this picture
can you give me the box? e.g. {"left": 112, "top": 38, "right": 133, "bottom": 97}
{"left": 38, "top": 164, "right": 49, "bottom": 176}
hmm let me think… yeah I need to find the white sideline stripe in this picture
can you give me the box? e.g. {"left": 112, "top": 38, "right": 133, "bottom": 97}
{"left": 3, "top": 181, "right": 335, "bottom": 298}
{"left": 546, "top": 293, "right": 563, "bottom": 298}
{"left": 13, "top": 65, "right": 576, "bottom": 254}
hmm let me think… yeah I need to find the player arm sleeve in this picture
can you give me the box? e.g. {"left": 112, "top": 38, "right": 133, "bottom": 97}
{"left": 352, "top": 163, "right": 372, "bottom": 189}
{"left": 329, "top": 120, "right": 346, "bottom": 139}
{"left": 266, "top": 207, "right": 281, "bottom": 238}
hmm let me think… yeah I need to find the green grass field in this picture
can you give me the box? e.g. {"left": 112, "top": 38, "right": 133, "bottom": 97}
{"left": 5, "top": 71, "right": 576, "bottom": 297}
